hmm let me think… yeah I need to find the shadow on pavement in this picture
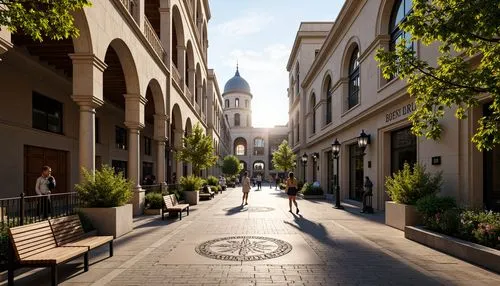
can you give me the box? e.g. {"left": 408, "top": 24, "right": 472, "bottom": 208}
{"left": 284, "top": 213, "right": 337, "bottom": 247}
{"left": 225, "top": 205, "right": 248, "bottom": 216}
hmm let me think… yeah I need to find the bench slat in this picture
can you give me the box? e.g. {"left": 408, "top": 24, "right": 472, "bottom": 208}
{"left": 9, "top": 221, "right": 51, "bottom": 235}
{"left": 62, "top": 236, "right": 113, "bottom": 250}
{"left": 20, "top": 246, "right": 87, "bottom": 264}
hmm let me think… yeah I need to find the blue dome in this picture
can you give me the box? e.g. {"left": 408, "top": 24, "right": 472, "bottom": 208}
{"left": 223, "top": 67, "right": 251, "bottom": 95}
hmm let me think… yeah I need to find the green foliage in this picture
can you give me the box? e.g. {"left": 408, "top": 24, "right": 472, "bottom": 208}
{"left": 206, "top": 176, "right": 219, "bottom": 186}
{"left": 385, "top": 163, "right": 442, "bottom": 205}
{"left": 375, "top": 0, "right": 500, "bottom": 151}
{"left": 271, "top": 140, "right": 297, "bottom": 173}
{"left": 416, "top": 195, "right": 458, "bottom": 231}
{"left": 179, "top": 175, "right": 203, "bottom": 192}
{"left": 75, "top": 165, "right": 133, "bottom": 208}
{"left": 217, "top": 185, "right": 222, "bottom": 192}
{"left": 0, "top": 227, "right": 9, "bottom": 270}
{"left": 176, "top": 123, "right": 218, "bottom": 175}
{"left": 145, "top": 193, "right": 163, "bottom": 209}
{"left": 0, "top": 0, "right": 92, "bottom": 42}
{"left": 300, "top": 183, "right": 324, "bottom": 196}
{"left": 460, "top": 210, "right": 500, "bottom": 249}
{"left": 221, "top": 155, "right": 242, "bottom": 176}
{"left": 210, "top": 186, "right": 218, "bottom": 193}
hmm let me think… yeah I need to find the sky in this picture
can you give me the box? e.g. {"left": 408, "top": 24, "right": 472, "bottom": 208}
{"left": 208, "top": 0, "right": 345, "bottom": 128}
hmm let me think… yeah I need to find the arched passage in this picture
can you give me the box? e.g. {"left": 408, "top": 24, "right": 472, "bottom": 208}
{"left": 171, "top": 5, "right": 185, "bottom": 72}
{"left": 253, "top": 160, "right": 265, "bottom": 172}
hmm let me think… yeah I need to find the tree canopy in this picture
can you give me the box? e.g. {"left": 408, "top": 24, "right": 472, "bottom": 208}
{"left": 221, "top": 155, "right": 242, "bottom": 177}
{"left": 375, "top": 0, "right": 500, "bottom": 151}
{"left": 176, "top": 123, "right": 218, "bottom": 176}
{"left": 0, "top": 0, "right": 91, "bottom": 42}
{"left": 271, "top": 140, "right": 296, "bottom": 173}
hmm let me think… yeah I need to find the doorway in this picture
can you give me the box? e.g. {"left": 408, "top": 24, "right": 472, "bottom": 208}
{"left": 391, "top": 127, "right": 417, "bottom": 175}
{"left": 483, "top": 103, "right": 500, "bottom": 211}
{"left": 349, "top": 144, "right": 364, "bottom": 201}
{"left": 24, "top": 145, "right": 68, "bottom": 195}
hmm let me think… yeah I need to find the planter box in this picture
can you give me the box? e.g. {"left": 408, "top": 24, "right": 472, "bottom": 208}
{"left": 405, "top": 226, "right": 500, "bottom": 273}
{"left": 184, "top": 191, "right": 199, "bottom": 205}
{"left": 302, "top": 195, "right": 326, "bottom": 200}
{"left": 385, "top": 201, "right": 420, "bottom": 230}
{"left": 144, "top": 208, "right": 161, "bottom": 215}
{"left": 80, "top": 204, "right": 133, "bottom": 238}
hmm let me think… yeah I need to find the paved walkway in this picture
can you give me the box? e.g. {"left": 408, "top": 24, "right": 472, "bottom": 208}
{"left": 4, "top": 185, "right": 500, "bottom": 286}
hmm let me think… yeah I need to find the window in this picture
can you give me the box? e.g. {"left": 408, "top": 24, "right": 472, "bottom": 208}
{"left": 295, "top": 64, "right": 300, "bottom": 96}
{"left": 348, "top": 47, "right": 360, "bottom": 109}
{"left": 296, "top": 115, "right": 300, "bottom": 142}
{"left": 235, "top": 98, "right": 239, "bottom": 108}
{"left": 112, "top": 160, "right": 127, "bottom": 177}
{"left": 311, "top": 94, "right": 316, "bottom": 134}
{"left": 95, "top": 117, "right": 100, "bottom": 143}
{"left": 390, "top": 0, "right": 414, "bottom": 53}
{"left": 115, "top": 126, "right": 127, "bottom": 150}
{"left": 144, "top": 136, "right": 152, "bottom": 156}
{"left": 234, "top": 113, "right": 240, "bottom": 126}
{"left": 225, "top": 99, "right": 229, "bottom": 108}
{"left": 253, "top": 162, "right": 264, "bottom": 171}
{"left": 254, "top": 138, "right": 265, "bottom": 155}
{"left": 32, "top": 92, "right": 63, "bottom": 134}
{"left": 236, "top": 145, "right": 245, "bottom": 156}
{"left": 325, "top": 77, "right": 332, "bottom": 124}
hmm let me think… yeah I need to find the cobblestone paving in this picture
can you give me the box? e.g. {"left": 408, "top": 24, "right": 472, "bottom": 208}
{"left": 4, "top": 185, "right": 500, "bottom": 286}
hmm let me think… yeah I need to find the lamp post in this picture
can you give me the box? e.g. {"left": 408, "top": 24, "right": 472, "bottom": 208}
{"left": 301, "top": 153, "right": 308, "bottom": 183}
{"left": 332, "top": 139, "right": 344, "bottom": 209}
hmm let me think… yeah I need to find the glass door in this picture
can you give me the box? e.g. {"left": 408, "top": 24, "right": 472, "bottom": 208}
{"left": 349, "top": 144, "right": 364, "bottom": 201}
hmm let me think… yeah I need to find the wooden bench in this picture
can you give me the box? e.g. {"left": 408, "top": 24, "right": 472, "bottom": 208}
{"left": 199, "top": 187, "right": 215, "bottom": 200}
{"left": 8, "top": 221, "right": 89, "bottom": 286}
{"left": 49, "top": 215, "right": 114, "bottom": 257}
{"left": 162, "top": 194, "right": 189, "bottom": 220}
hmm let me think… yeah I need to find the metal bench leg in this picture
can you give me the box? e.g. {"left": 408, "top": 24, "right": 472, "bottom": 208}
{"left": 162, "top": 209, "right": 165, "bottom": 221}
{"left": 179, "top": 211, "right": 182, "bottom": 220}
{"left": 83, "top": 252, "right": 89, "bottom": 272}
{"left": 109, "top": 241, "right": 114, "bottom": 257}
{"left": 187, "top": 207, "right": 190, "bottom": 216}
{"left": 51, "top": 265, "right": 58, "bottom": 286}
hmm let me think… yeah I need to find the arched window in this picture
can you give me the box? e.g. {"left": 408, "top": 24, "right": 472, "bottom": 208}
{"left": 325, "top": 76, "right": 332, "bottom": 125}
{"left": 390, "top": 0, "right": 413, "bottom": 52}
{"left": 295, "top": 64, "right": 300, "bottom": 96}
{"left": 234, "top": 113, "right": 240, "bottom": 126}
{"left": 310, "top": 93, "right": 316, "bottom": 134}
{"left": 235, "top": 98, "right": 240, "bottom": 108}
{"left": 225, "top": 99, "right": 229, "bottom": 108}
{"left": 234, "top": 137, "right": 247, "bottom": 156}
{"left": 253, "top": 161, "right": 265, "bottom": 171}
{"left": 348, "top": 47, "right": 360, "bottom": 109}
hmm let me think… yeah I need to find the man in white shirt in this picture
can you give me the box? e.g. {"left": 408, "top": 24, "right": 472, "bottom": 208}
{"left": 35, "top": 166, "right": 54, "bottom": 218}
{"left": 256, "top": 174, "right": 262, "bottom": 190}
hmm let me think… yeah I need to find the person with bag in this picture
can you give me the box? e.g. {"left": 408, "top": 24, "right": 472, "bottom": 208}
{"left": 35, "top": 166, "right": 55, "bottom": 218}
{"left": 241, "top": 171, "right": 251, "bottom": 206}
{"left": 285, "top": 172, "right": 299, "bottom": 214}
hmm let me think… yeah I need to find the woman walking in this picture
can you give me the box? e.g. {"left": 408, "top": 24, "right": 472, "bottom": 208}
{"left": 286, "top": 172, "right": 299, "bottom": 214}
{"left": 242, "top": 171, "right": 251, "bottom": 206}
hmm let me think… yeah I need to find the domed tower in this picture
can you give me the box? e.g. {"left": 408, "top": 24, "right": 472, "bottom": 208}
{"left": 222, "top": 66, "right": 252, "bottom": 128}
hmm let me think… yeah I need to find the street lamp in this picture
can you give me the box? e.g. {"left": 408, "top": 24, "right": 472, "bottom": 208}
{"left": 357, "top": 129, "right": 371, "bottom": 154}
{"left": 301, "top": 153, "right": 308, "bottom": 182}
{"left": 331, "top": 138, "right": 344, "bottom": 209}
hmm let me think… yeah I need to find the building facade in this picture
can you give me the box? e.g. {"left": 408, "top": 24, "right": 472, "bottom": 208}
{"left": 222, "top": 67, "right": 288, "bottom": 181}
{"left": 0, "top": 0, "right": 231, "bottom": 214}
{"left": 287, "top": 0, "right": 499, "bottom": 211}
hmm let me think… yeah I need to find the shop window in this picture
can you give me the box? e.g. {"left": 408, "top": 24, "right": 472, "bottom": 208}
{"left": 112, "top": 160, "right": 127, "bottom": 177}
{"left": 144, "top": 136, "right": 152, "bottom": 156}
{"left": 32, "top": 92, "right": 63, "bottom": 134}
{"left": 115, "top": 126, "right": 127, "bottom": 150}
{"left": 348, "top": 47, "right": 360, "bottom": 109}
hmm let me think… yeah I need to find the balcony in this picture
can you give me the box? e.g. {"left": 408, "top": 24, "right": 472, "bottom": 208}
{"left": 195, "top": 103, "right": 201, "bottom": 115}
{"left": 144, "top": 18, "right": 166, "bottom": 61}
{"left": 172, "top": 65, "right": 182, "bottom": 87}
{"left": 185, "top": 87, "right": 193, "bottom": 102}
{"left": 119, "top": 0, "right": 135, "bottom": 16}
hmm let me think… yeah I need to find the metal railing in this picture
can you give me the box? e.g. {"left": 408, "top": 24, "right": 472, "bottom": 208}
{"left": 195, "top": 103, "right": 201, "bottom": 115}
{"left": 144, "top": 18, "right": 166, "bottom": 61}
{"left": 185, "top": 86, "right": 193, "bottom": 102}
{"left": 0, "top": 192, "right": 79, "bottom": 229}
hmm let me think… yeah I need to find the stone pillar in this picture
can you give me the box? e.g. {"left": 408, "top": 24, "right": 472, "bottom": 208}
{"left": 70, "top": 54, "right": 106, "bottom": 180}
{"left": 196, "top": 84, "right": 203, "bottom": 108}
{"left": 159, "top": 2, "right": 171, "bottom": 66}
{"left": 177, "top": 45, "right": 186, "bottom": 86}
{"left": 188, "top": 68, "right": 196, "bottom": 101}
{"left": 154, "top": 114, "right": 168, "bottom": 184}
{"left": 133, "top": 0, "right": 145, "bottom": 30}
{"left": 174, "top": 129, "right": 183, "bottom": 180}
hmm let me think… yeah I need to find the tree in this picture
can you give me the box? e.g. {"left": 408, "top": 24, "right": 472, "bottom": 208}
{"left": 221, "top": 155, "right": 242, "bottom": 177}
{"left": 0, "top": 0, "right": 92, "bottom": 42}
{"left": 176, "top": 123, "right": 218, "bottom": 176}
{"left": 375, "top": 0, "right": 500, "bottom": 151}
{"left": 271, "top": 140, "right": 296, "bottom": 173}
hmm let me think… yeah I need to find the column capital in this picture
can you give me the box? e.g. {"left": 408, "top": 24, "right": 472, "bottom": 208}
{"left": 153, "top": 114, "right": 170, "bottom": 121}
{"left": 71, "top": 95, "right": 104, "bottom": 109}
{"left": 69, "top": 53, "right": 107, "bottom": 72}
{"left": 158, "top": 7, "right": 170, "bottom": 13}
{"left": 125, "top": 121, "right": 145, "bottom": 130}
{"left": 123, "top": 94, "right": 148, "bottom": 105}
{"left": 155, "top": 137, "right": 168, "bottom": 143}
{"left": 177, "top": 45, "right": 186, "bottom": 51}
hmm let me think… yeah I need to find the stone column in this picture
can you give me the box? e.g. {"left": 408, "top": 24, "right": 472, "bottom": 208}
{"left": 154, "top": 114, "right": 168, "bottom": 184}
{"left": 174, "top": 129, "right": 183, "bottom": 180}
{"left": 188, "top": 68, "right": 196, "bottom": 101}
{"left": 159, "top": 3, "right": 171, "bottom": 66}
{"left": 133, "top": 0, "right": 145, "bottom": 30}
{"left": 177, "top": 45, "right": 186, "bottom": 86}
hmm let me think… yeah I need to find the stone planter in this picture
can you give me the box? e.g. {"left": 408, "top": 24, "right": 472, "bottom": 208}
{"left": 184, "top": 190, "right": 199, "bottom": 205}
{"left": 405, "top": 226, "right": 500, "bottom": 273}
{"left": 302, "top": 195, "right": 326, "bottom": 200}
{"left": 385, "top": 201, "right": 420, "bottom": 230}
{"left": 144, "top": 208, "right": 161, "bottom": 215}
{"left": 80, "top": 204, "right": 133, "bottom": 238}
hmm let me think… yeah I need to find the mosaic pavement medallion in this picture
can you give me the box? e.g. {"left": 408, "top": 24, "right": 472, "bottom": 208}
{"left": 222, "top": 206, "right": 275, "bottom": 212}
{"left": 195, "top": 236, "right": 292, "bottom": 261}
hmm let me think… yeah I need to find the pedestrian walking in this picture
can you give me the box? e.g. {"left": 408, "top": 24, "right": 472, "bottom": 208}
{"left": 285, "top": 172, "right": 299, "bottom": 214}
{"left": 35, "top": 166, "right": 55, "bottom": 218}
{"left": 256, "top": 174, "right": 262, "bottom": 190}
{"left": 241, "top": 171, "right": 251, "bottom": 205}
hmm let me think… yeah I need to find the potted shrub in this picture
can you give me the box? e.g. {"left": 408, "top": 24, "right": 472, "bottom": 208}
{"left": 385, "top": 163, "right": 442, "bottom": 230}
{"left": 179, "top": 175, "right": 203, "bottom": 205}
{"left": 206, "top": 176, "right": 219, "bottom": 186}
{"left": 75, "top": 165, "right": 133, "bottom": 238}
{"left": 144, "top": 193, "right": 163, "bottom": 215}
{"left": 300, "top": 183, "right": 325, "bottom": 199}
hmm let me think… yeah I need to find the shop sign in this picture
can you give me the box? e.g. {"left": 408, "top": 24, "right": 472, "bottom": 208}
{"left": 385, "top": 102, "right": 416, "bottom": 123}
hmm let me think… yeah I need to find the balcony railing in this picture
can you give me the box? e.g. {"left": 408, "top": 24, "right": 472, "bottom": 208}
{"left": 119, "top": 0, "right": 135, "bottom": 16}
{"left": 144, "top": 18, "right": 166, "bottom": 61}
{"left": 195, "top": 103, "right": 201, "bottom": 114}
{"left": 185, "top": 86, "right": 193, "bottom": 102}
{"left": 172, "top": 65, "right": 182, "bottom": 87}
